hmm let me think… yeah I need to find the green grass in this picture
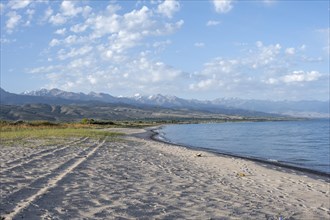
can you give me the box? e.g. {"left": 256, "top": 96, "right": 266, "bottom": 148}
{"left": 0, "top": 128, "right": 122, "bottom": 140}
{"left": 0, "top": 124, "right": 123, "bottom": 147}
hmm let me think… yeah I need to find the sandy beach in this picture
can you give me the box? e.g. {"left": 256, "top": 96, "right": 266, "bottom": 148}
{"left": 1, "top": 127, "right": 329, "bottom": 219}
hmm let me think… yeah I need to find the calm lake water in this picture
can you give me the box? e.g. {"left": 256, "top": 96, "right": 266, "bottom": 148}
{"left": 156, "top": 120, "right": 330, "bottom": 174}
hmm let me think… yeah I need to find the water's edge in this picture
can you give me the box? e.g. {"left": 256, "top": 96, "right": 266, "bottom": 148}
{"left": 141, "top": 126, "right": 330, "bottom": 181}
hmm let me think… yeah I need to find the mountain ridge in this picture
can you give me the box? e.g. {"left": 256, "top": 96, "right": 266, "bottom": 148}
{"left": 1, "top": 88, "right": 328, "bottom": 119}
{"left": 20, "top": 88, "right": 329, "bottom": 118}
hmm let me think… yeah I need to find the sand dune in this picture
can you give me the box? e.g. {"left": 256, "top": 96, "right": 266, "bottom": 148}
{"left": 1, "top": 128, "right": 329, "bottom": 219}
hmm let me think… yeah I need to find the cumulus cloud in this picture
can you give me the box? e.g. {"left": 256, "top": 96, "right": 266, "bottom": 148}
{"left": 8, "top": 0, "right": 31, "bottom": 10}
{"left": 263, "top": 0, "right": 277, "bottom": 6}
{"left": 194, "top": 42, "right": 205, "bottom": 47}
{"left": 282, "top": 71, "right": 322, "bottom": 83}
{"left": 33, "top": 53, "right": 185, "bottom": 95}
{"left": 60, "top": 1, "right": 82, "bottom": 17}
{"left": 79, "top": 4, "right": 183, "bottom": 59}
{"left": 58, "top": 46, "right": 93, "bottom": 60}
{"left": 153, "top": 39, "right": 172, "bottom": 48}
{"left": 0, "top": 3, "right": 5, "bottom": 14}
{"left": 265, "top": 71, "right": 323, "bottom": 85}
{"left": 250, "top": 41, "right": 281, "bottom": 68}
{"left": 27, "top": 2, "right": 187, "bottom": 95}
{"left": 0, "top": 37, "right": 16, "bottom": 44}
{"left": 49, "top": 13, "right": 67, "bottom": 25}
{"left": 188, "top": 41, "right": 326, "bottom": 99}
{"left": 285, "top": 47, "right": 295, "bottom": 55}
{"left": 70, "top": 23, "right": 88, "bottom": 33}
{"left": 49, "top": 39, "right": 60, "bottom": 47}
{"left": 6, "top": 11, "right": 21, "bottom": 32}
{"left": 42, "top": 7, "right": 53, "bottom": 21}
{"left": 206, "top": 20, "right": 220, "bottom": 26}
{"left": 213, "top": 0, "right": 233, "bottom": 14}
{"left": 55, "top": 28, "right": 66, "bottom": 35}
{"left": 123, "top": 6, "right": 151, "bottom": 31}
{"left": 47, "top": 1, "right": 91, "bottom": 26}
{"left": 157, "top": 0, "right": 180, "bottom": 18}
{"left": 189, "top": 79, "right": 216, "bottom": 90}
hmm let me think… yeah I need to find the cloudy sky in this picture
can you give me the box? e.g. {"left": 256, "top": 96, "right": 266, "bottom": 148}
{"left": 1, "top": 0, "right": 329, "bottom": 100}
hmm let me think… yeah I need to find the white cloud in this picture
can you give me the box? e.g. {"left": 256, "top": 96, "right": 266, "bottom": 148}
{"left": 160, "top": 19, "right": 184, "bottom": 35}
{"left": 82, "top": 6, "right": 92, "bottom": 18}
{"left": 23, "top": 8, "right": 35, "bottom": 26}
{"left": 285, "top": 47, "right": 295, "bottom": 55}
{"left": 250, "top": 41, "right": 281, "bottom": 68}
{"left": 0, "top": 37, "right": 16, "bottom": 44}
{"left": 0, "top": 3, "right": 6, "bottom": 14}
{"left": 87, "top": 75, "right": 97, "bottom": 85}
{"left": 106, "top": 4, "right": 122, "bottom": 15}
{"left": 206, "top": 20, "right": 220, "bottom": 26}
{"left": 264, "top": 78, "right": 278, "bottom": 85}
{"left": 189, "top": 79, "right": 216, "bottom": 90}
{"left": 153, "top": 39, "right": 172, "bottom": 48}
{"left": 64, "top": 35, "right": 78, "bottom": 44}
{"left": 265, "top": 70, "right": 323, "bottom": 85}
{"left": 6, "top": 11, "right": 21, "bottom": 32}
{"left": 60, "top": 1, "right": 82, "bottom": 17}
{"left": 29, "top": 65, "right": 58, "bottom": 74}
{"left": 256, "top": 41, "right": 263, "bottom": 48}
{"left": 55, "top": 28, "right": 66, "bottom": 35}
{"left": 213, "top": 0, "right": 233, "bottom": 14}
{"left": 299, "top": 44, "right": 306, "bottom": 51}
{"left": 47, "top": 2, "right": 91, "bottom": 26}
{"left": 49, "top": 13, "right": 67, "bottom": 25}
{"left": 58, "top": 46, "right": 93, "bottom": 60}
{"left": 25, "top": 2, "right": 187, "bottom": 95}
{"left": 123, "top": 6, "right": 151, "bottom": 30}
{"left": 86, "top": 14, "right": 121, "bottom": 39}
{"left": 49, "top": 39, "right": 60, "bottom": 47}
{"left": 157, "top": 0, "right": 180, "bottom": 18}
{"left": 70, "top": 23, "right": 88, "bottom": 33}
{"left": 189, "top": 41, "right": 325, "bottom": 98}
{"left": 81, "top": 4, "right": 183, "bottom": 58}
{"left": 263, "top": 0, "right": 277, "bottom": 6}
{"left": 194, "top": 42, "right": 205, "bottom": 48}
{"left": 26, "top": 8, "right": 34, "bottom": 18}
{"left": 43, "top": 7, "right": 53, "bottom": 21}
{"left": 9, "top": 0, "right": 31, "bottom": 10}
{"left": 282, "top": 71, "right": 322, "bottom": 83}
{"left": 126, "top": 56, "right": 183, "bottom": 85}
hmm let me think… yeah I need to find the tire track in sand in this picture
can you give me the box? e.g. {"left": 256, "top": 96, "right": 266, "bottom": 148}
{"left": 1, "top": 138, "right": 106, "bottom": 220}
{"left": 1, "top": 137, "right": 89, "bottom": 172}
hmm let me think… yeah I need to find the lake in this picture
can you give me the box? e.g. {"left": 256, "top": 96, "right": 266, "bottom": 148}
{"left": 156, "top": 120, "right": 330, "bottom": 174}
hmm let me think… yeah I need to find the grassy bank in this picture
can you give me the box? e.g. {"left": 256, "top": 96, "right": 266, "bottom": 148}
{"left": 0, "top": 121, "right": 125, "bottom": 147}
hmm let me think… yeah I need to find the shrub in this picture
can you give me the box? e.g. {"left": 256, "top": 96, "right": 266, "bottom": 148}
{"left": 81, "top": 118, "right": 94, "bottom": 124}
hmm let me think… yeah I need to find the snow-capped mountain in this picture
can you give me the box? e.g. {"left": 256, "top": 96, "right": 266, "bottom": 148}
{"left": 3, "top": 88, "right": 327, "bottom": 118}
{"left": 22, "top": 88, "right": 118, "bottom": 103}
{"left": 131, "top": 94, "right": 191, "bottom": 107}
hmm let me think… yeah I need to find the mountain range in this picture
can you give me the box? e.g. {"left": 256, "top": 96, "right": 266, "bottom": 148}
{"left": 0, "top": 88, "right": 329, "bottom": 121}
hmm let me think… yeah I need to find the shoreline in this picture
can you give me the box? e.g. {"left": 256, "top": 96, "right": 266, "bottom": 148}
{"left": 1, "top": 127, "right": 329, "bottom": 219}
{"left": 142, "top": 125, "right": 330, "bottom": 181}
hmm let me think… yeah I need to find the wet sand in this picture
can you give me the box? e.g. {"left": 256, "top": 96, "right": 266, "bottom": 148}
{"left": 1, "top": 128, "right": 329, "bottom": 219}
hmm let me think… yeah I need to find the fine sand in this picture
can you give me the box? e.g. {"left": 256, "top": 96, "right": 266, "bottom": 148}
{"left": 0, "top": 128, "right": 329, "bottom": 219}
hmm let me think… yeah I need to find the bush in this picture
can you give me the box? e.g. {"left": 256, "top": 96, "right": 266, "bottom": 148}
{"left": 81, "top": 118, "right": 94, "bottom": 124}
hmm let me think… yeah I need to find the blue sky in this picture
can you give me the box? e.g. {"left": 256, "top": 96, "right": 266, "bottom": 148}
{"left": 0, "top": 0, "right": 329, "bottom": 100}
